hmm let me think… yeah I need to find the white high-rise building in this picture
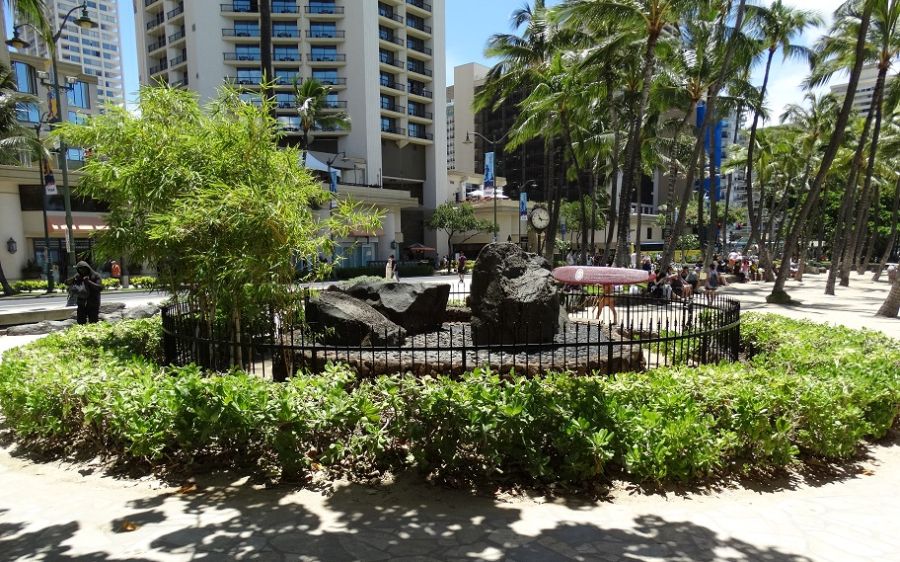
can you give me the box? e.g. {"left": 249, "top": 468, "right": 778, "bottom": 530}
{"left": 831, "top": 64, "right": 896, "bottom": 117}
{"left": 21, "top": 0, "right": 125, "bottom": 110}
{"left": 133, "top": 0, "right": 448, "bottom": 259}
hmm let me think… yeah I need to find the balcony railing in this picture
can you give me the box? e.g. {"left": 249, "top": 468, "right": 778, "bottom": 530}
{"left": 408, "top": 86, "right": 433, "bottom": 98}
{"left": 381, "top": 125, "right": 404, "bottom": 135}
{"left": 145, "top": 16, "right": 164, "bottom": 30}
{"left": 324, "top": 100, "right": 348, "bottom": 109}
{"left": 144, "top": 0, "right": 161, "bottom": 7}
{"left": 380, "top": 101, "right": 406, "bottom": 113}
{"left": 379, "top": 34, "right": 404, "bottom": 46}
{"left": 406, "top": 0, "right": 432, "bottom": 12}
{"left": 225, "top": 76, "right": 263, "bottom": 85}
{"left": 407, "top": 20, "right": 432, "bottom": 33}
{"left": 224, "top": 52, "right": 262, "bottom": 61}
{"left": 380, "top": 56, "right": 404, "bottom": 68}
{"left": 273, "top": 3, "right": 300, "bottom": 13}
{"left": 147, "top": 37, "right": 166, "bottom": 52}
{"left": 380, "top": 79, "right": 405, "bottom": 92}
{"left": 273, "top": 29, "right": 301, "bottom": 38}
{"left": 308, "top": 53, "right": 346, "bottom": 62}
{"left": 170, "top": 54, "right": 187, "bottom": 66}
{"left": 307, "top": 29, "right": 345, "bottom": 39}
{"left": 408, "top": 129, "right": 434, "bottom": 140}
{"left": 306, "top": 4, "right": 344, "bottom": 15}
{"left": 170, "top": 77, "right": 189, "bottom": 87}
{"left": 407, "top": 43, "right": 433, "bottom": 55}
{"left": 379, "top": 10, "right": 404, "bottom": 24}
{"left": 169, "top": 30, "right": 186, "bottom": 42}
{"left": 407, "top": 62, "right": 432, "bottom": 77}
{"left": 315, "top": 76, "right": 346, "bottom": 86}
{"left": 223, "top": 29, "right": 261, "bottom": 37}
{"left": 274, "top": 53, "right": 301, "bottom": 62}
{"left": 221, "top": 2, "right": 258, "bottom": 13}
{"left": 275, "top": 74, "right": 301, "bottom": 85}
{"left": 408, "top": 107, "right": 433, "bottom": 119}
{"left": 148, "top": 60, "right": 169, "bottom": 74}
{"left": 167, "top": 4, "right": 184, "bottom": 18}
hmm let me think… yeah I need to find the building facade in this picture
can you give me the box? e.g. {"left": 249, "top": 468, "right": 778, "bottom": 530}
{"left": 20, "top": 0, "right": 125, "bottom": 110}
{"left": 0, "top": 50, "right": 102, "bottom": 283}
{"left": 132, "top": 0, "right": 449, "bottom": 260}
{"left": 830, "top": 65, "right": 895, "bottom": 117}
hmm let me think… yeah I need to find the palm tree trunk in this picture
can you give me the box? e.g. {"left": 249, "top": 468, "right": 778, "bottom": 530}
{"left": 543, "top": 142, "right": 558, "bottom": 263}
{"left": 618, "top": 32, "right": 661, "bottom": 266}
{"left": 770, "top": 0, "right": 873, "bottom": 302}
{"left": 605, "top": 86, "right": 621, "bottom": 261}
{"left": 743, "top": 48, "right": 776, "bottom": 253}
{"left": 873, "top": 174, "right": 900, "bottom": 281}
{"left": 616, "top": 121, "right": 637, "bottom": 266}
{"left": 876, "top": 277, "right": 900, "bottom": 318}
{"left": 0, "top": 262, "right": 14, "bottom": 296}
{"left": 841, "top": 65, "right": 888, "bottom": 285}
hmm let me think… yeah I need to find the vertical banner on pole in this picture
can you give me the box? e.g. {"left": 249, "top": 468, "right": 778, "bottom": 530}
{"left": 519, "top": 191, "right": 528, "bottom": 221}
{"left": 483, "top": 152, "right": 495, "bottom": 193}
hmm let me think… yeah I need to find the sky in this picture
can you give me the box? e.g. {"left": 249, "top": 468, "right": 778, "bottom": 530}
{"left": 110, "top": 0, "right": 847, "bottom": 122}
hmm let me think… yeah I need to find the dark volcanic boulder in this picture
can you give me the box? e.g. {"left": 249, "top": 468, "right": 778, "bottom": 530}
{"left": 469, "top": 243, "right": 566, "bottom": 345}
{"left": 339, "top": 281, "right": 450, "bottom": 334}
{"left": 306, "top": 291, "right": 406, "bottom": 346}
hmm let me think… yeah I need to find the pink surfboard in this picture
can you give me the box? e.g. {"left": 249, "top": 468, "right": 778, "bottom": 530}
{"left": 552, "top": 266, "right": 652, "bottom": 286}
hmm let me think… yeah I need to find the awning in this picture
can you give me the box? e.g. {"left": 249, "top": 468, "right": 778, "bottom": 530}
{"left": 47, "top": 216, "right": 108, "bottom": 233}
{"left": 303, "top": 152, "right": 342, "bottom": 179}
{"left": 349, "top": 228, "right": 385, "bottom": 237}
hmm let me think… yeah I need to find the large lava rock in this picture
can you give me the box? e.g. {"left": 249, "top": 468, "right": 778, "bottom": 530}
{"left": 338, "top": 281, "right": 450, "bottom": 334}
{"left": 470, "top": 243, "right": 566, "bottom": 346}
{"left": 306, "top": 291, "right": 406, "bottom": 346}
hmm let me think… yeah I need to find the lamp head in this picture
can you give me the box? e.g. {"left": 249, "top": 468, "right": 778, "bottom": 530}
{"left": 75, "top": 7, "right": 98, "bottom": 30}
{"left": 5, "top": 29, "right": 30, "bottom": 50}
{"left": 463, "top": 132, "right": 472, "bottom": 145}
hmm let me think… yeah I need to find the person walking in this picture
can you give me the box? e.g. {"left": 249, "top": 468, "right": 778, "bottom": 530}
{"left": 385, "top": 255, "right": 396, "bottom": 281}
{"left": 110, "top": 260, "right": 121, "bottom": 281}
{"left": 595, "top": 283, "right": 618, "bottom": 325}
{"left": 458, "top": 253, "right": 467, "bottom": 284}
{"left": 66, "top": 261, "right": 103, "bottom": 325}
{"left": 705, "top": 263, "right": 720, "bottom": 304}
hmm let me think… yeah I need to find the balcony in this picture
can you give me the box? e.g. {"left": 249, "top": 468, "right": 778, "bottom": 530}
{"left": 223, "top": 28, "right": 261, "bottom": 38}
{"left": 225, "top": 76, "right": 263, "bottom": 86}
{"left": 306, "top": 3, "right": 344, "bottom": 16}
{"left": 148, "top": 60, "right": 168, "bottom": 75}
{"left": 167, "top": 4, "right": 184, "bottom": 18}
{"left": 221, "top": 2, "right": 258, "bottom": 14}
{"left": 407, "top": 107, "right": 433, "bottom": 120}
{"left": 307, "top": 53, "right": 346, "bottom": 63}
{"left": 379, "top": 34, "right": 404, "bottom": 48}
{"left": 323, "top": 100, "right": 348, "bottom": 110}
{"left": 408, "top": 129, "right": 434, "bottom": 141}
{"left": 169, "top": 30, "right": 186, "bottom": 43}
{"left": 224, "top": 52, "right": 262, "bottom": 62}
{"left": 407, "top": 42, "right": 433, "bottom": 56}
{"left": 379, "top": 56, "right": 404, "bottom": 69}
{"left": 275, "top": 100, "right": 297, "bottom": 110}
{"left": 380, "top": 101, "right": 406, "bottom": 114}
{"left": 379, "top": 79, "right": 405, "bottom": 92}
{"left": 407, "top": 86, "right": 433, "bottom": 99}
{"left": 273, "top": 29, "right": 301, "bottom": 39}
{"left": 378, "top": 10, "right": 404, "bottom": 26}
{"left": 407, "top": 62, "right": 432, "bottom": 77}
{"left": 170, "top": 77, "right": 189, "bottom": 88}
{"left": 145, "top": 15, "right": 164, "bottom": 30}
{"left": 314, "top": 76, "right": 347, "bottom": 86}
{"left": 274, "top": 73, "right": 301, "bottom": 85}
{"left": 406, "top": 20, "right": 432, "bottom": 34}
{"left": 307, "top": 29, "right": 345, "bottom": 39}
{"left": 381, "top": 125, "right": 405, "bottom": 136}
{"left": 406, "top": 0, "right": 432, "bottom": 13}
{"left": 147, "top": 37, "right": 166, "bottom": 53}
{"left": 169, "top": 54, "right": 187, "bottom": 67}
{"left": 272, "top": 3, "right": 300, "bottom": 14}
{"left": 274, "top": 53, "right": 301, "bottom": 62}
{"left": 144, "top": 0, "right": 162, "bottom": 7}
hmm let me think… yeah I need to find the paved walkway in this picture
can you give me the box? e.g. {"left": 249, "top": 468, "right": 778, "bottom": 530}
{"left": 0, "top": 273, "right": 899, "bottom": 561}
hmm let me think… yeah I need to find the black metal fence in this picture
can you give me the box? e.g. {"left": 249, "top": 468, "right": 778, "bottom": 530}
{"left": 161, "top": 288, "right": 741, "bottom": 380}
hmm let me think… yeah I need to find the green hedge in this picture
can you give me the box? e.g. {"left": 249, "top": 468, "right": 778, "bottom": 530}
{"left": 11, "top": 280, "right": 52, "bottom": 293}
{"left": 0, "top": 314, "right": 897, "bottom": 485}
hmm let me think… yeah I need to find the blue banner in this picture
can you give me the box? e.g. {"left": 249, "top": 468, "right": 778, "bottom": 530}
{"left": 484, "top": 152, "right": 495, "bottom": 188}
{"left": 519, "top": 191, "right": 528, "bottom": 221}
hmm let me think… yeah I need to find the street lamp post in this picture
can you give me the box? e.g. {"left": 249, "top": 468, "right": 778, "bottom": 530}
{"left": 7, "top": 3, "right": 98, "bottom": 275}
{"left": 519, "top": 179, "right": 538, "bottom": 249}
{"left": 32, "top": 117, "right": 56, "bottom": 293}
{"left": 464, "top": 131, "right": 510, "bottom": 243}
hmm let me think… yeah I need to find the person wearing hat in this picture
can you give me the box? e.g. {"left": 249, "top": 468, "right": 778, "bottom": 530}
{"left": 66, "top": 261, "right": 103, "bottom": 325}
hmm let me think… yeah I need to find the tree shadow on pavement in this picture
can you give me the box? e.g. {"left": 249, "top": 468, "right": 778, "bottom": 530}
{"left": 107, "top": 476, "right": 815, "bottom": 561}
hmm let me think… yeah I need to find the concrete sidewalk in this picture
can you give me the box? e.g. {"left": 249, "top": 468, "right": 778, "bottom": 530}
{"left": 0, "top": 273, "right": 899, "bottom": 561}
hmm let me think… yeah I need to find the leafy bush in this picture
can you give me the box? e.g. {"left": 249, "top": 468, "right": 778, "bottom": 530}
{"left": 11, "top": 280, "right": 50, "bottom": 292}
{"left": 102, "top": 278, "right": 121, "bottom": 290}
{"left": 0, "top": 314, "right": 897, "bottom": 487}
{"left": 130, "top": 276, "right": 158, "bottom": 289}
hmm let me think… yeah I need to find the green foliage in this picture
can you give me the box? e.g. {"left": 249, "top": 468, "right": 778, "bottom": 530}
{"left": 11, "top": 280, "right": 51, "bottom": 293}
{"left": 427, "top": 202, "right": 495, "bottom": 254}
{"left": 102, "top": 278, "right": 120, "bottom": 290}
{"left": 332, "top": 264, "right": 435, "bottom": 280}
{"left": 54, "top": 86, "right": 380, "bottom": 323}
{"left": 0, "top": 314, "right": 897, "bottom": 487}
{"left": 130, "top": 276, "right": 158, "bottom": 289}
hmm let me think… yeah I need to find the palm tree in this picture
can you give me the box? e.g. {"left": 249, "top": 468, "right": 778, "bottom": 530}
{"left": 768, "top": 0, "right": 875, "bottom": 303}
{"left": 742, "top": 1, "right": 822, "bottom": 253}
{"left": 0, "top": 62, "right": 41, "bottom": 295}
{"left": 294, "top": 79, "right": 349, "bottom": 151}
{"left": 876, "top": 274, "right": 900, "bottom": 316}
{"left": 873, "top": 113, "right": 900, "bottom": 280}
{"left": 560, "top": 0, "right": 692, "bottom": 266}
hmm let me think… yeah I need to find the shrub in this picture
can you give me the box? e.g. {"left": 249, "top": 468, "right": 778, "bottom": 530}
{"left": 0, "top": 314, "right": 897, "bottom": 487}
{"left": 130, "top": 276, "right": 158, "bottom": 289}
{"left": 102, "top": 278, "right": 121, "bottom": 290}
{"left": 11, "top": 280, "right": 49, "bottom": 293}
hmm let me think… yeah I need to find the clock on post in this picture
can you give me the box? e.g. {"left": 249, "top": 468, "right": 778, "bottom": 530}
{"left": 529, "top": 206, "right": 551, "bottom": 232}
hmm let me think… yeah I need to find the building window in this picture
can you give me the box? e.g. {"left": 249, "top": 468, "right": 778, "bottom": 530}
{"left": 274, "top": 46, "right": 299, "bottom": 61}
{"left": 273, "top": 23, "right": 298, "bottom": 37}
{"left": 12, "top": 61, "right": 36, "bottom": 94}
{"left": 647, "top": 227, "right": 653, "bottom": 239}
{"left": 66, "top": 81, "right": 91, "bottom": 109}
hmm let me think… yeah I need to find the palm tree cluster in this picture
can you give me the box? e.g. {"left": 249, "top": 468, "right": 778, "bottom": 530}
{"left": 478, "top": 0, "right": 900, "bottom": 312}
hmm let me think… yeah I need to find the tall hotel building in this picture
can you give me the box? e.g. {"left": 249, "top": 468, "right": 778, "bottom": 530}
{"left": 21, "top": 0, "right": 125, "bottom": 109}
{"left": 133, "top": 0, "right": 449, "bottom": 260}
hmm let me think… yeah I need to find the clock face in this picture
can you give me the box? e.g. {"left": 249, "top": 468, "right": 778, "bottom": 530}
{"left": 530, "top": 207, "right": 551, "bottom": 231}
